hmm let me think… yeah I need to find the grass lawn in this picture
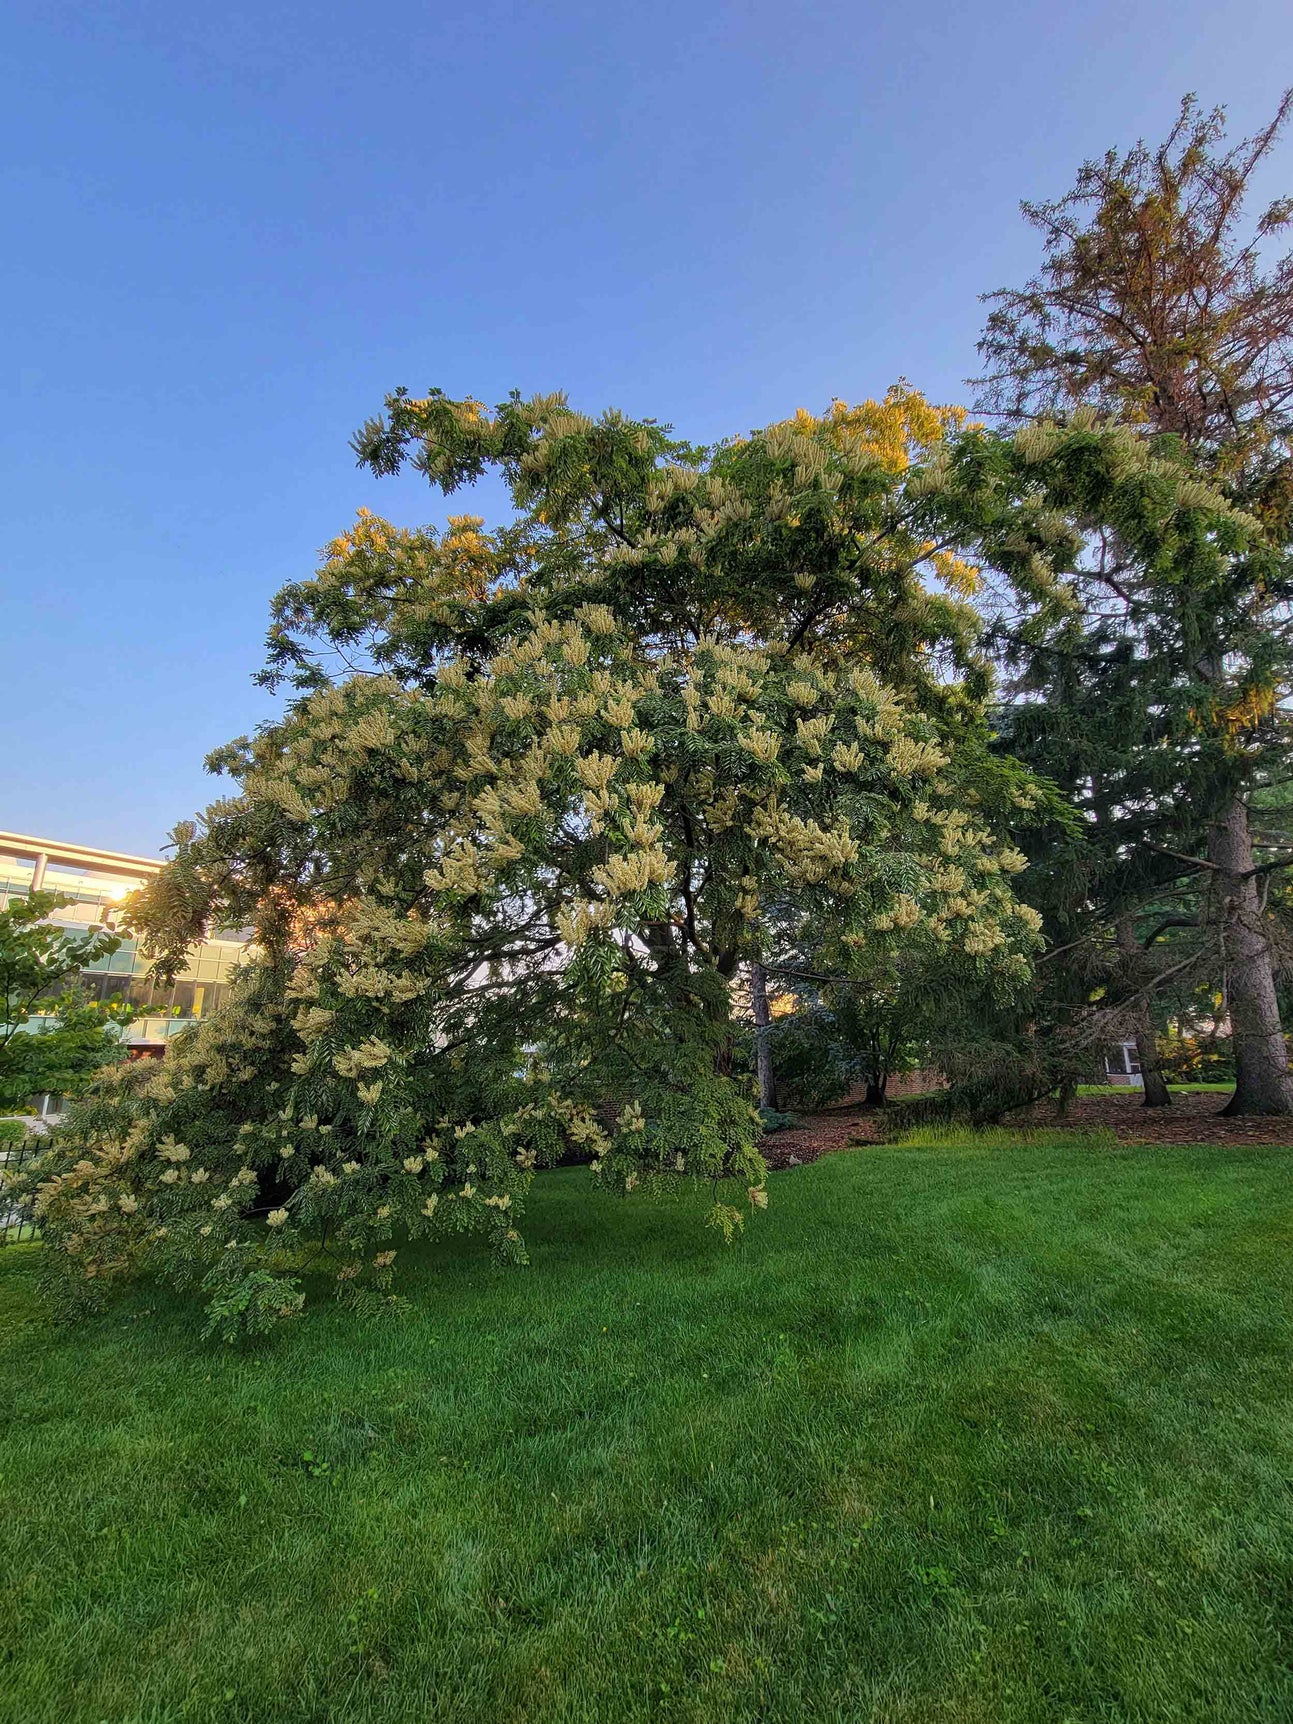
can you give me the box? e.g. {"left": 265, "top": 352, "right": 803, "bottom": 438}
{"left": 3, "top": 1131, "right": 1293, "bottom": 1723}
{"left": 1074, "top": 1083, "right": 1236, "bottom": 1097}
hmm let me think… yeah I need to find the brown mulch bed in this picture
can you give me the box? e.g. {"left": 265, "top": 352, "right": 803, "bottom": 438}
{"left": 1016, "top": 1089, "right": 1293, "bottom": 1146}
{"left": 761, "top": 1102, "right": 881, "bottom": 1169}
{"left": 760, "top": 1088, "right": 1293, "bottom": 1169}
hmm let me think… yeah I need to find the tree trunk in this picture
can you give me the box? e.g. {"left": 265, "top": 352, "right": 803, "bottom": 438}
{"left": 1115, "top": 916, "right": 1171, "bottom": 1108}
{"left": 1209, "top": 796, "right": 1293, "bottom": 1115}
{"left": 864, "top": 1076, "right": 887, "bottom": 1106}
{"left": 750, "top": 961, "right": 775, "bottom": 1111}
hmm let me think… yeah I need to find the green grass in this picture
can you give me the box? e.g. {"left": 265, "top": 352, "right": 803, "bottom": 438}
{"left": 3, "top": 1133, "right": 1293, "bottom": 1723}
{"left": 1075, "top": 1082, "right": 1235, "bottom": 1096}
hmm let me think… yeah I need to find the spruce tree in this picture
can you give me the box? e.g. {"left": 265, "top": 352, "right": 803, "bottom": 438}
{"left": 976, "top": 93, "right": 1293, "bottom": 1114}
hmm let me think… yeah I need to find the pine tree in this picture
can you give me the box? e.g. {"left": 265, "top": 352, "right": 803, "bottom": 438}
{"left": 976, "top": 93, "right": 1293, "bottom": 1114}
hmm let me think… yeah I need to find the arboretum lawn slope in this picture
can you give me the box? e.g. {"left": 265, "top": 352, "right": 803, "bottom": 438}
{"left": 2, "top": 1132, "right": 1292, "bottom": 1723}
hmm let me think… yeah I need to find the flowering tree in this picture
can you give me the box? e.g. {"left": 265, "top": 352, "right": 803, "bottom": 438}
{"left": 15, "top": 384, "right": 1241, "bottom": 1334}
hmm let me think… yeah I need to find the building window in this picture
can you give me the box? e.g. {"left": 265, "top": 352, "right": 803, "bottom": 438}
{"left": 1104, "top": 1041, "right": 1143, "bottom": 1083}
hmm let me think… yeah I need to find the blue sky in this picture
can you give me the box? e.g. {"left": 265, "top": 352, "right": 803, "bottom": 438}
{"left": 4, "top": 0, "right": 1291, "bottom": 854}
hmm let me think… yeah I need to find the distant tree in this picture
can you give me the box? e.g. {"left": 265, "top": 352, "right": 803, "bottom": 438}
{"left": 976, "top": 92, "right": 1293, "bottom": 1115}
{"left": 822, "top": 952, "right": 939, "bottom": 1106}
{"left": 0, "top": 893, "right": 127, "bottom": 1112}
{"left": 767, "top": 934, "right": 995, "bottom": 1108}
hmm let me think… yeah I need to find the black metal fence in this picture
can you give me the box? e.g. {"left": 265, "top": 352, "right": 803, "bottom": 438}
{"left": 0, "top": 1125, "right": 42, "bottom": 1244}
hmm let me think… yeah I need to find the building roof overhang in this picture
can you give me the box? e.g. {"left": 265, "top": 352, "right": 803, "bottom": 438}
{"left": 0, "top": 830, "right": 163, "bottom": 878}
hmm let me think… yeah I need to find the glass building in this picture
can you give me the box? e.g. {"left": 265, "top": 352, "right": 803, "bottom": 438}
{"left": 0, "top": 830, "right": 250, "bottom": 1054}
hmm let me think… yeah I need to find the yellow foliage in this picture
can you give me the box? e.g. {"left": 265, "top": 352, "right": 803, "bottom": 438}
{"left": 779, "top": 384, "right": 968, "bottom": 476}
{"left": 930, "top": 550, "right": 982, "bottom": 597}
{"left": 1216, "top": 683, "right": 1276, "bottom": 736}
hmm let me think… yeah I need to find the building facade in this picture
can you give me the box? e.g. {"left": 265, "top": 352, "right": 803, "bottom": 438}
{"left": 0, "top": 830, "right": 249, "bottom": 1056}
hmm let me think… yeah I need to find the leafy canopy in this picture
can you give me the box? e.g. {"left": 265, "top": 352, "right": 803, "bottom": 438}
{"left": 0, "top": 893, "right": 125, "bottom": 1113}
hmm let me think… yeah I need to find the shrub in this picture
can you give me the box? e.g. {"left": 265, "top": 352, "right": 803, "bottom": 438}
{"left": 757, "top": 1107, "right": 799, "bottom": 1133}
{"left": 1157, "top": 1035, "right": 1236, "bottom": 1084}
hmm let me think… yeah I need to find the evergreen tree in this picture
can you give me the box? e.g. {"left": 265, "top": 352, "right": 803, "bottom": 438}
{"left": 976, "top": 93, "right": 1293, "bottom": 1114}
